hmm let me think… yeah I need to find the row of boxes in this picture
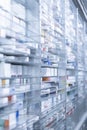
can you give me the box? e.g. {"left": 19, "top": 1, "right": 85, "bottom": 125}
{"left": 42, "top": 68, "right": 58, "bottom": 77}
{"left": 0, "top": 54, "right": 31, "bottom": 78}
{"left": 0, "top": 101, "right": 24, "bottom": 129}
{"left": 0, "top": 95, "right": 16, "bottom": 105}
{"left": 0, "top": 87, "right": 15, "bottom": 97}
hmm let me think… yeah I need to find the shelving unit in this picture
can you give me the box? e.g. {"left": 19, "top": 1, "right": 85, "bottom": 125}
{"left": 65, "top": 1, "right": 87, "bottom": 130}
{"left": 0, "top": 0, "right": 87, "bottom": 130}
{"left": 0, "top": 0, "right": 40, "bottom": 130}
{"left": 65, "top": 0, "right": 77, "bottom": 116}
{"left": 40, "top": 0, "right": 66, "bottom": 129}
{"left": 65, "top": 1, "right": 78, "bottom": 130}
{"left": 77, "top": 14, "right": 85, "bottom": 100}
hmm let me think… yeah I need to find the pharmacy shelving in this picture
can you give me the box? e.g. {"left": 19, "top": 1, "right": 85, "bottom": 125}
{"left": 65, "top": 0, "right": 77, "bottom": 116}
{"left": 77, "top": 14, "right": 85, "bottom": 100}
{"left": 0, "top": 0, "right": 87, "bottom": 130}
{"left": 65, "top": 0, "right": 78, "bottom": 130}
{"left": 0, "top": 52, "right": 40, "bottom": 130}
{"left": 0, "top": 0, "right": 41, "bottom": 130}
{"left": 40, "top": 0, "right": 66, "bottom": 129}
{"left": 65, "top": 1, "right": 87, "bottom": 130}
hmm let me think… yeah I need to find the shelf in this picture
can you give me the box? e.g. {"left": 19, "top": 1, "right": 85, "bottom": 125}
{"left": 16, "top": 89, "right": 30, "bottom": 94}
{"left": 0, "top": 87, "right": 16, "bottom": 98}
{"left": 41, "top": 88, "right": 65, "bottom": 99}
{"left": 0, "top": 50, "right": 39, "bottom": 59}
{"left": 42, "top": 80, "right": 58, "bottom": 83}
{"left": 41, "top": 94, "right": 57, "bottom": 101}
{"left": 0, "top": 101, "right": 16, "bottom": 108}
{"left": 0, "top": 106, "right": 24, "bottom": 117}
{"left": 42, "top": 76, "right": 58, "bottom": 78}
{"left": 41, "top": 64, "right": 58, "bottom": 68}
{"left": 66, "top": 67, "right": 75, "bottom": 70}
{"left": 0, "top": 75, "right": 39, "bottom": 79}
{"left": 1, "top": 59, "right": 39, "bottom": 66}
{"left": 66, "top": 87, "right": 77, "bottom": 92}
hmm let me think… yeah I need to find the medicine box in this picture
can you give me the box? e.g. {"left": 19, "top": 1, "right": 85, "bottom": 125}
{"left": 0, "top": 62, "right": 11, "bottom": 77}
{"left": 1, "top": 113, "right": 16, "bottom": 129}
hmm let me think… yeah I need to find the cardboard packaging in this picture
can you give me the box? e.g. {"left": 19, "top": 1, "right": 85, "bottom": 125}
{"left": 0, "top": 62, "right": 11, "bottom": 77}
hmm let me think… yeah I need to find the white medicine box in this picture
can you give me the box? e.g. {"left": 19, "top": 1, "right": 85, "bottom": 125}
{"left": 0, "top": 62, "right": 11, "bottom": 77}
{"left": 2, "top": 113, "right": 16, "bottom": 129}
